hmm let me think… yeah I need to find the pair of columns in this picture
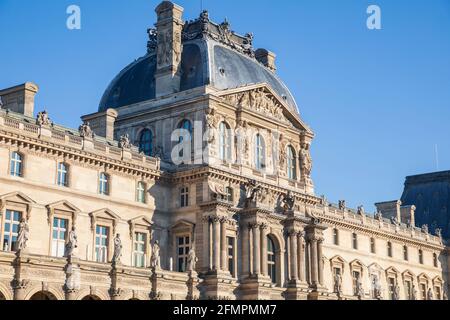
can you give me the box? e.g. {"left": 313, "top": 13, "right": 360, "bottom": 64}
{"left": 241, "top": 222, "right": 269, "bottom": 277}
{"left": 287, "top": 229, "right": 324, "bottom": 288}
{"left": 204, "top": 215, "right": 229, "bottom": 272}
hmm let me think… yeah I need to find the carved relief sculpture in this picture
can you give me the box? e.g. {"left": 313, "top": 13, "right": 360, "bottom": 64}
{"left": 112, "top": 234, "right": 123, "bottom": 265}
{"left": 65, "top": 226, "right": 78, "bottom": 258}
{"left": 151, "top": 240, "right": 161, "bottom": 270}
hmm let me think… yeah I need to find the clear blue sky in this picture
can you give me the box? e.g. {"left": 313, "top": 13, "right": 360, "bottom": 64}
{"left": 1, "top": 0, "right": 449, "bottom": 212}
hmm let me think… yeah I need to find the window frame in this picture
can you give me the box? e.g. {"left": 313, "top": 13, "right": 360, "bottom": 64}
{"left": 255, "top": 134, "right": 266, "bottom": 171}
{"left": 139, "top": 129, "right": 154, "bottom": 157}
{"left": 219, "top": 122, "right": 232, "bottom": 162}
{"left": 133, "top": 231, "right": 147, "bottom": 268}
{"left": 98, "top": 172, "right": 110, "bottom": 196}
{"left": 286, "top": 146, "right": 297, "bottom": 180}
{"left": 10, "top": 152, "right": 23, "bottom": 177}
{"left": 56, "top": 162, "right": 69, "bottom": 187}
{"left": 180, "top": 186, "right": 189, "bottom": 208}
{"left": 94, "top": 224, "right": 110, "bottom": 263}
{"left": 2, "top": 210, "right": 22, "bottom": 252}
{"left": 136, "top": 181, "right": 147, "bottom": 204}
{"left": 51, "top": 217, "right": 68, "bottom": 257}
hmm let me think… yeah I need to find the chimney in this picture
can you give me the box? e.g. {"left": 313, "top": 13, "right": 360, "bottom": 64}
{"left": 0, "top": 82, "right": 38, "bottom": 117}
{"left": 400, "top": 205, "right": 416, "bottom": 226}
{"left": 255, "top": 49, "right": 277, "bottom": 73}
{"left": 154, "top": 1, "right": 184, "bottom": 98}
{"left": 375, "top": 200, "right": 402, "bottom": 221}
{"left": 81, "top": 108, "right": 118, "bottom": 141}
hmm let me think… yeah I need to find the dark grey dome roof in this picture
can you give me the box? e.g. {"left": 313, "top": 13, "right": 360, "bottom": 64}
{"left": 99, "top": 35, "right": 299, "bottom": 114}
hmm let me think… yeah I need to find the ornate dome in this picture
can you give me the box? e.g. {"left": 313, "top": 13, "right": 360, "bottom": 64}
{"left": 99, "top": 12, "right": 299, "bottom": 114}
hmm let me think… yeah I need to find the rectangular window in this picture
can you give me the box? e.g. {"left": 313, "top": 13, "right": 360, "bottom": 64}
{"left": 51, "top": 218, "right": 68, "bottom": 257}
{"left": 433, "top": 253, "right": 438, "bottom": 267}
{"left": 434, "top": 286, "right": 441, "bottom": 300}
{"left": 133, "top": 232, "right": 147, "bottom": 268}
{"left": 404, "top": 280, "right": 412, "bottom": 300}
{"left": 403, "top": 246, "right": 408, "bottom": 261}
{"left": 180, "top": 187, "right": 189, "bottom": 208}
{"left": 333, "top": 229, "right": 339, "bottom": 246}
{"left": 10, "top": 152, "right": 23, "bottom": 177}
{"left": 227, "top": 237, "right": 235, "bottom": 276}
{"left": 136, "top": 182, "right": 146, "bottom": 204}
{"left": 99, "top": 173, "right": 109, "bottom": 195}
{"left": 370, "top": 238, "right": 376, "bottom": 254}
{"left": 3, "top": 210, "right": 21, "bottom": 251}
{"left": 387, "top": 242, "right": 393, "bottom": 257}
{"left": 225, "top": 187, "right": 234, "bottom": 203}
{"left": 420, "top": 284, "right": 427, "bottom": 300}
{"left": 352, "top": 233, "right": 358, "bottom": 250}
{"left": 95, "top": 225, "right": 109, "bottom": 263}
{"left": 352, "top": 271, "right": 360, "bottom": 295}
{"left": 177, "top": 236, "right": 190, "bottom": 272}
{"left": 419, "top": 250, "right": 424, "bottom": 264}
{"left": 57, "top": 163, "right": 68, "bottom": 187}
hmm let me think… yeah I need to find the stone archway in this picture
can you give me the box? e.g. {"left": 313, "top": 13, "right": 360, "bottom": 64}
{"left": 81, "top": 295, "right": 101, "bottom": 301}
{"left": 29, "top": 291, "right": 57, "bottom": 300}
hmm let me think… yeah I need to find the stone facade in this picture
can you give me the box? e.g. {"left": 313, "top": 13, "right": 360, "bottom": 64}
{"left": 0, "top": 1, "right": 447, "bottom": 301}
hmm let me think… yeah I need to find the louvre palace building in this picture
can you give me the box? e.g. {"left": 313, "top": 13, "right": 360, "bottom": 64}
{"left": 0, "top": 1, "right": 448, "bottom": 301}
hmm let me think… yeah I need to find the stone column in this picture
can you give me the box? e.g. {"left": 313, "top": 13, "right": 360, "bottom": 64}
{"left": 309, "top": 237, "right": 319, "bottom": 288}
{"left": 220, "top": 217, "right": 228, "bottom": 272}
{"left": 297, "top": 232, "right": 305, "bottom": 282}
{"left": 289, "top": 232, "right": 298, "bottom": 281}
{"left": 202, "top": 216, "right": 211, "bottom": 271}
{"left": 260, "top": 224, "right": 268, "bottom": 276}
{"left": 317, "top": 237, "right": 324, "bottom": 286}
{"left": 252, "top": 224, "right": 261, "bottom": 275}
{"left": 213, "top": 217, "right": 221, "bottom": 270}
{"left": 241, "top": 224, "right": 250, "bottom": 276}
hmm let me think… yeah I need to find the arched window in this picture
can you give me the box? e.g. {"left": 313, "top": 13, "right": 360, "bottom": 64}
{"left": 255, "top": 134, "right": 265, "bottom": 170}
{"left": 287, "top": 146, "right": 297, "bottom": 180}
{"left": 10, "top": 152, "right": 23, "bottom": 177}
{"left": 178, "top": 120, "right": 193, "bottom": 159}
{"left": 219, "top": 122, "right": 232, "bottom": 161}
{"left": 99, "top": 173, "right": 109, "bottom": 196}
{"left": 57, "top": 163, "right": 68, "bottom": 187}
{"left": 139, "top": 129, "right": 153, "bottom": 156}
{"left": 267, "top": 236, "right": 276, "bottom": 284}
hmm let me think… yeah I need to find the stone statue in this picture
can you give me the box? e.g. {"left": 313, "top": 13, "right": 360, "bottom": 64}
{"left": 435, "top": 228, "right": 442, "bottom": 238}
{"left": 427, "top": 288, "right": 434, "bottom": 300}
{"left": 338, "top": 200, "right": 346, "bottom": 211}
{"left": 112, "top": 234, "right": 122, "bottom": 264}
{"left": 374, "top": 211, "right": 383, "bottom": 221}
{"left": 151, "top": 240, "right": 161, "bottom": 270}
{"left": 357, "top": 206, "right": 365, "bottom": 216}
{"left": 186, "top": 247, "right": 198, "bottom": 272}
{"left": 390, "top": 216, "right": 399, "bottom": 226}
{"left": 281, "top": 191, "right": 295, "bottom": 212}
{"left": 355, "top": 274, "right": 364, "bottom": 299}
{"left": 147, "top": 28, "right": 158, "bottom": 53}
{"left": 411, "top": 284, "right": 417, "bottom": 300}
{"left": 154, "top": 145, "right": 163, "bottom": 158}
{"left": 421, "top": 224, "right": 429, "bottom": 234}
{"left": 334, "top": 273, "right": 342, "bottom": 296}
{"left": 372, "top": 275, "right": 382, "bottom": 299}
{"left": 36, "top": 110, "right": 52, "bottom": 127}
{"left": 79, "top": 122, "right": 94, "bottom": 139}
{"left": 300, "top": 143, "right": 312, "bottom": 177}
{"left": 244, "top": 180, "right": 262, "bottom": 208}
{"left": 119, "top": 134, "right": 131, "bottom": 149}
{"left": 16, "top": 218, "right": 30, "bottom": 251}
{"left": 205, "top": 109, "right": 217, "bottom": 144}
{"left": 393, "top": 283, "right": 400, "bottom": 300}
{"left": 65, "top": 226, "right": 78, "bottom": 258}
